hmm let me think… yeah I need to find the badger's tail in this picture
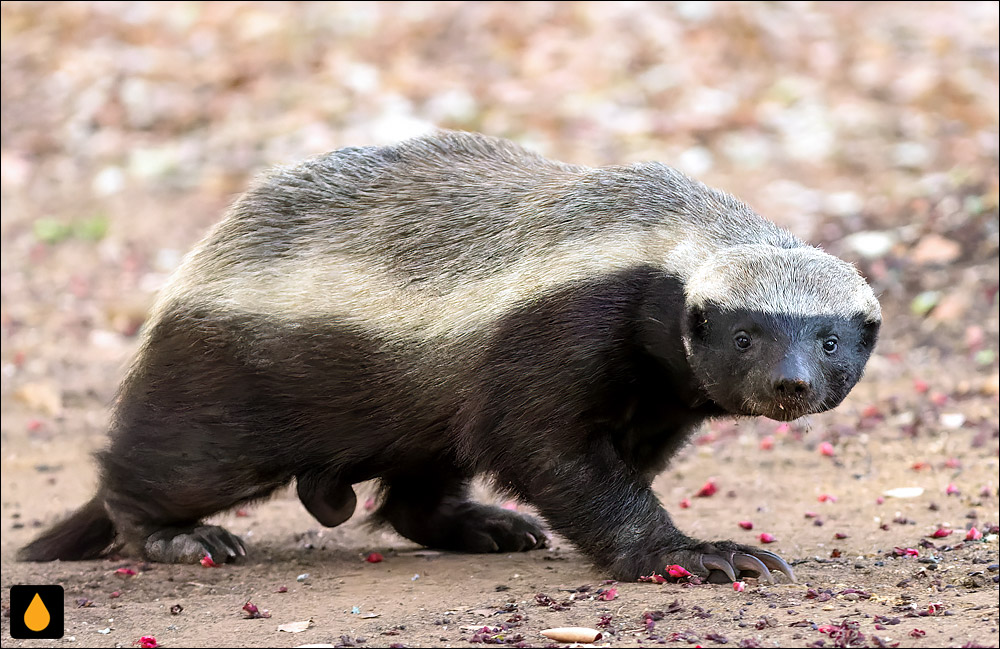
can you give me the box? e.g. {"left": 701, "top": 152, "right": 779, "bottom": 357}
{"left": 18, "top": 497, "right": 116, "bottom": 561}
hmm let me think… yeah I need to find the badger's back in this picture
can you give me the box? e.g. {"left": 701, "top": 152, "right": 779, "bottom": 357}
{"left": 156, "top": 131, "right": 799, "bottom": 345}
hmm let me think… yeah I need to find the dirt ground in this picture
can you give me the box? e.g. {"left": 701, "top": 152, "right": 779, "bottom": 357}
{"left": 1, "top": 2, "right": 998, "bottom": 648}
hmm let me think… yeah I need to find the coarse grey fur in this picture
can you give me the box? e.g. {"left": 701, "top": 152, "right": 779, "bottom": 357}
{"left": 20, "top": 131, "right": 880, "bottom": 583}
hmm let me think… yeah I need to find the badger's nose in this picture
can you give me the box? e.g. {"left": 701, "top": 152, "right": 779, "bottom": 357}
{"left": 773, "top": 377, "right": 811, "bottom": 398}
{"left": 772, "top": 353, "right": 812, "bottom": 400}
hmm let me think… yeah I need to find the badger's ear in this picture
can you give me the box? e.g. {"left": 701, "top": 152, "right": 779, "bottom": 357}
{"left": 861, "top": 319, "right": 880, "bottom": 349}
{"left": 685, "top": 305, "right": 710, "bottom": 341}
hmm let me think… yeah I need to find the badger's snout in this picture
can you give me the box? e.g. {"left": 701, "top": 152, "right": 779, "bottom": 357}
{"left": 770, "top": 351, "right": 814, "bottom": 404}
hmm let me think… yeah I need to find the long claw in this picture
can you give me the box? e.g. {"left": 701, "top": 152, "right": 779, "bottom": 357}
{"left": 753, "top": 549, "right": 796, "bottom": 582}
{"left": 733, "top": 553, "right": 773, "bottom": 584}
{"left": 700, "top": 554, "right": 737, "bottom": 582}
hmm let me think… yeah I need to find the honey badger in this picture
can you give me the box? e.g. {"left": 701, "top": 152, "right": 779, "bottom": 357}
{"left": 20, "top": 131, "right": 881, "bottom": 583}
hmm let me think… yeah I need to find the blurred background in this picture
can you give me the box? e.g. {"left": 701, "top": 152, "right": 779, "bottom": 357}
{"left": 1, "top": 0, "right": 997, "bottom": 471}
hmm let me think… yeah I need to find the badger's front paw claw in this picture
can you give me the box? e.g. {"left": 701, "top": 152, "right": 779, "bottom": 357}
{"left": 672, "top": 542, "right": 795, "bottom": 584}
{"left": 700, "top": 553, "right": 737, "bottom": 582}
{"left": 731, "top": 552, "right": 772, "bottom": 582}
{"left": 746, "top": 548, "right": 795, "bottom": 581}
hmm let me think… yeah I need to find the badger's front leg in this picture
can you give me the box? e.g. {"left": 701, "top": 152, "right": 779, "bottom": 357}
{"left": 498, "top": 437, "right": 794, "bottom": 583}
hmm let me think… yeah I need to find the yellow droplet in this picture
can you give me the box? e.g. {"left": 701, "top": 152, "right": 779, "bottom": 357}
{"left": 25, "top": 592, "right": 51, "bottom": 632}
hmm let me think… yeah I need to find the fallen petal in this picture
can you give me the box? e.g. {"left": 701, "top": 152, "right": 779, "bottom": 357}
{"left": 696, "top": 479, "right": 718, "bottom": 497}
{"left": 666, "top": 564, "right": 692, "bottom": 578}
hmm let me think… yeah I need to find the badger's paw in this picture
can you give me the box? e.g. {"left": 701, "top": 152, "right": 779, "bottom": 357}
{"left": 144, "top": 525, "right": 247, "bottom": 564}
{"left": 664, "top": 540, "right": 795, "bottom": 584}
{"left": 387, "top": 499, "right": 549, "bottom": 554}
{"left": 454, "top": 504, "right": 549, "bottom": 553}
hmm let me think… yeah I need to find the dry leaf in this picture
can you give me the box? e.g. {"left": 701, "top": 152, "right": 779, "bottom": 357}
{"left": 910, "top": 234, "right": 962, "bottom": 265}
{"left": 14, "top": 382, "right": 63, "bottom": 416}
{"left": 928, "top": 292, "right": 972, "bottom": 323}
{"left": 278, "top": 620, "right": 313, "bottom": 633}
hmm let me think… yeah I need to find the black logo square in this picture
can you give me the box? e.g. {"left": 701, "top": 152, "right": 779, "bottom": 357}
{"left": 9, "top": 585, "right": 64, "bottom": 639}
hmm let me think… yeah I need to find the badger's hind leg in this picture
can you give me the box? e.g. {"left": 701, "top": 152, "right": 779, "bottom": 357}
{"left": 95, "top": 309, "right": 302, "bottom": 563}
{"left": 296, "top": 470, "right": 357, "bottom": 527}
{"left": 376, "top": 471, "right": 548, "bottom": 553}
{"left": 98, "top": 448, "right": 288, "bottom": 564}
{"left": 101, "top": 486, "right": 256, "bottom": 564}
{"left": 100, "top": 474, "right": 284, "bottom": 564}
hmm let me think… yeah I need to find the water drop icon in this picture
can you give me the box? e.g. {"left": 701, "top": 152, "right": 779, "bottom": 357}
{"left": 24, "top": 592, "right": 51, "bottom": 632}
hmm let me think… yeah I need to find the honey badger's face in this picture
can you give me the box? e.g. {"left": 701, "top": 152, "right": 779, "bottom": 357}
{"left": 679, "top": 244, "right": 882, "bottom": 421}
{"left": 683, "top": 305, "right": 880, "bottom": 421}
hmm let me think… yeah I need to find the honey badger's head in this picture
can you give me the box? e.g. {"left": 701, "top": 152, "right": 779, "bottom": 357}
{"left": 681, "top": 245, "right": 881, "bottom": 422}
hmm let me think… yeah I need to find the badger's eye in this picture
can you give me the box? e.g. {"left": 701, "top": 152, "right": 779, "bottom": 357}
{"left": 822, "top": 337, "right": 838, "bottom": 354}
{"left": 734, "top": 332, "right": 752, "bottom": 350}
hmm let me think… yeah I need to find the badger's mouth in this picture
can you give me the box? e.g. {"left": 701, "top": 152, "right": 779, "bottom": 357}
{"left": 758, "top": 403, "right": 813, "bottom": 422}
{"left": 739, "top": 394, "right": 820, "bottom": 422}
{"left": 705, "top": 388, "right": 817, "bottom": 422}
